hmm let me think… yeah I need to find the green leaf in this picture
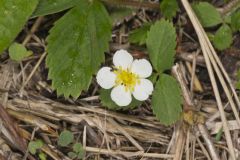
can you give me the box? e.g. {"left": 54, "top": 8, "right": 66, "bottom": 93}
{"left": 58, "top": 130, "right": 74, "bottom": 147}
{"left": 28, "top": 140, "right": 44, "bottom": 154}
{"left": 73, "top": 143, "right": 84, "bottom": 159}
{"left": 192, "top": 2, "right": 222, "bottom": 27}
{"left": 46, "top": 1, "right": 112, "bottom": 98}
{"left": 38, "top": 152, "right": 47, "bottom": 160}
{"left": 129, "top": 23, "right": 151, "bottom": 45}
{"left": 73, "top": 143, "right": 83, "bottom": 153}
{"left": 160, "top": 0, "right": 179, "bottom": 19}
{"left": 0, "top": 0, "right": 39, "bottom": 54}
{"left": 9, "top": 43, "right": 32, "bottom": 61}
{"left": 231, "top": 10, "right": 240, "bottom": 32}
{"left": 100, "top": 89, "right": 141, "bottom": 110}
{"left": 152, "top": 74, "right": 182, "bottom": 125}
{"left": 32, "top": 0, "right": 79, "bottom": 17}
{"left": 215, "top": 127, "right": 223, "bottom": 141}
{"left": 146, "top": 20, "right": 176, "bottom": 72}
{"left": 213, "top": 24, "right": 232, "bottom": 50}
{"left": 68, "top": 152, "right": 77, "bottom": 159}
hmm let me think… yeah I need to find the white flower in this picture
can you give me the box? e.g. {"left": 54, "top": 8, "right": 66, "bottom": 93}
{"left": 96, "top": 49, "right": 153, "bottom": 106}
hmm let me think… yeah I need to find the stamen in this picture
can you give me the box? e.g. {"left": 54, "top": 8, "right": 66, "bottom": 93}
{"left": 114, "top": 67, "right": 140, "bottom": 92}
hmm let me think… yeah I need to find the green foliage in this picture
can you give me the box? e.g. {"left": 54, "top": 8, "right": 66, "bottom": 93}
{"left": 160, "top": 0, "right": 179, "bottom": 19}
{"left": 39, "top": 152, "right": 47, "bottom": 160}
{"left": 28, "top": 139, "right": 44, "bottom": 154}
{"left": 73, "top": 143, "right": 83, "bottom": 153}
{"left": 58, "top": 130, "right": 74, "bottom": 147}
{"left": 32, "top": 0, "right": 79, "bottom": 17}
{"left": 231, "top": 10, "right": 240, "bottom": 32}
{"left": 73, "top": 143, "right": 84, "bottom": 159}
{"left": 100, "top": 89, "right": 141, "bottom": 110}
{"left": 9, "top": 43, "right": 32, "bottom": 61}
{"left": 192, "top": 2, "right": 222, "bottom": 27}
{"left": 146, "top": 20, "right": 176, "bottom": 73}
{"left": 68, "top": 143, "right": 84, "bottom": 159}
{"left": 213, "top": 24, "right": 232, "bottom": 50}
{"left": 46, "top": 0, "right": 112, "bottom": 98}
{"left": 0, "top": 0, "right": 39, "bottom": 54}
{"left": 215, "top": 127, "right": 223, "bottom": 141}
{"left": 152, "top": 74, "right": 182, "bottom": 125}
{"left": 129, "top": 23, "right": 151, "bottom": 45}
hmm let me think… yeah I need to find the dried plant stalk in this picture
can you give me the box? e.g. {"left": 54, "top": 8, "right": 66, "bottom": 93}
{"left": 181, "top": 0, "right": 239, "bottom": 159}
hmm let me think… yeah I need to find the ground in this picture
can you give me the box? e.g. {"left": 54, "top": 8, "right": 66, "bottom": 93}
{"left": 0, "top": 0, "right": 240, "bottom": 160}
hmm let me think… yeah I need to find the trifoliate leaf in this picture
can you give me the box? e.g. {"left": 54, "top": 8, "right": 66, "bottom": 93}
{"left": 100, "top": 89, "right": 141, "bottom": 110}
{"left": 46, "top": 1, "right": 111, "bottom": 98}
{"left": 160, "top": 0, "right": 179, "bottom": 19}
{"left": 9, "top": 43, "right": 32, "bottom": 61}
{"left": 192, "top": 2, "right": 222, "bottom": 27}
{"left": 0, "top": 0, "right": 39, "bottom": 54}
{"left": 58, "top": 130, "right": 74, "bottom": 147}
{"left": 129, "top": 23, "right": 151, "bottom": 45}
{"left": 146, "top": 20, "right": 176, "bottom": 72}
{"left": 28, "top": 140, "right": 44, "bottom": 154}
{"left": 213, "top": 24, "right": 232, "bottom": 50}
{"left": 152, "top": 74, "right": 182, "bottom": 125}
{"left": 32, "top": 0, "right": 79, "bottom": 17}
{"left": 231, "top": 10, "right": 240, "bottom": 32}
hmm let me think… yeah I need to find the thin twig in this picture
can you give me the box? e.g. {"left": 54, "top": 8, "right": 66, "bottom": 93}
{"left": 108, "top": 118, "right": 144, "bottom": 151}
{"left": 23, "top": 127, "right": 39, "bottom": 160}
{"left": 85, "top": 146, "right": 174, "bottom": 158}
{"left": 19, "top": 52, "right": 47, "bottom": 96}
{"left": 195, "top": 136, "right": 211, "bottom": 160}
{"left": 22, "top": 17, "right": 44, "bottom": 46}
{"left": 197, "top": 124, "right": 218, "bottom": 160}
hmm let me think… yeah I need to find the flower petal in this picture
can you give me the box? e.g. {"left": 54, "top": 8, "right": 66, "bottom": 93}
{"left": 131, "top": 59, "right": 152, "bottom": 78}
{"left": 96, "top": 67, "right": 116, "bottom": 89}
{"left": 111, "top": 85, "right": 132, "bottom": 106}
{"left": 133, "top": 79, "right": 153, "bottom": 101}
{"left": 113, "top": 49, "right": 133, "bottom": 69}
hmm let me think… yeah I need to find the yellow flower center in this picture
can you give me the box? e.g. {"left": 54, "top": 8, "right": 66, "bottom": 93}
{"left": 114, "top": 67, "right": 140, "bottom": 92}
